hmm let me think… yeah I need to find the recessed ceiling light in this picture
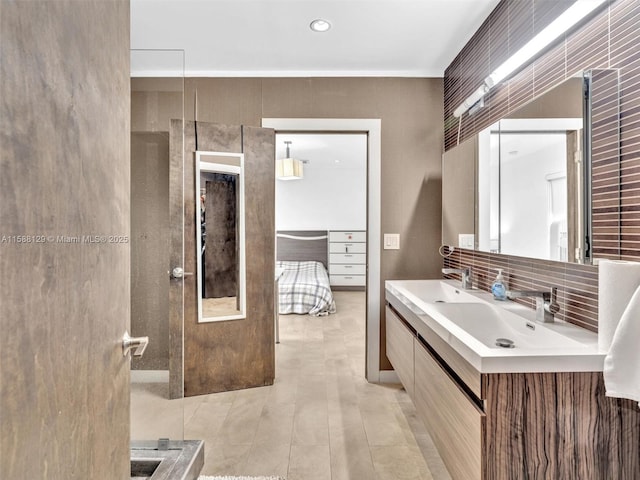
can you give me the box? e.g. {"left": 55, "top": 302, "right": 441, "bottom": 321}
{"left": 310, "top": 19, "right": 331, "bottom": 33}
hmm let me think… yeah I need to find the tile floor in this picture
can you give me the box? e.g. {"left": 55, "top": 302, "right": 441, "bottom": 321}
{"left": 132, "top": 291, "right": 451, "bottom": 480}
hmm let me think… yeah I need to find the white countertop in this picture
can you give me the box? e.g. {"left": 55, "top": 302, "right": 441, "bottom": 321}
{"left": 385, "top": 279, "right": 604, "bottom": 374}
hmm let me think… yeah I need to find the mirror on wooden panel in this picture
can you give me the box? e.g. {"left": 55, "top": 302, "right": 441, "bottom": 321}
{"left": 195, "top": 151, "right": 246, "bottom": 322}
{"left": 442, "top": 70, "right": 619, "bottom": 264}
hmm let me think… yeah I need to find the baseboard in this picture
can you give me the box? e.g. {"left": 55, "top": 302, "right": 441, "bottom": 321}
{"left": 131, "top": 369, "right": 170, "bottom": 383}
{"left": 378, "top": 370, "right": 400, "bottom": 384}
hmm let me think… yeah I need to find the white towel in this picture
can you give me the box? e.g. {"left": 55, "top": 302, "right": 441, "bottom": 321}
{"left": 604, "top": 283, "right": 640, "bottom": 407}
{"left": 598, "top": 260, "right": 640, "bottom": 351}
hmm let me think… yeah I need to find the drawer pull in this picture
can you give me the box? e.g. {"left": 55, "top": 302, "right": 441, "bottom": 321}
{"left": 344, "top": 265, "right": 352, "bottom": 268}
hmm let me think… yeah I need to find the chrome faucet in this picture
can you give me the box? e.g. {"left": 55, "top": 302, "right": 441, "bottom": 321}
{"left": 506, "top": 287, "right": 560, "bottom": 323}
{"left": 442, "top": 267, "right": 473, "bottom": 290}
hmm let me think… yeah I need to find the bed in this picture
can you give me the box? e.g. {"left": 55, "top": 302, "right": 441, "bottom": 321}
{"left": 276, "top": 231, "right": 336, "bottom": 316}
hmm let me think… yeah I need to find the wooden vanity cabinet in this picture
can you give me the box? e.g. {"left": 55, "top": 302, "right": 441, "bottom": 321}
{"left": 386, "top": 304, "right": 484, "bottom": 479}
{"left": 385, "top": 300, "right": 640, "bottom": 480}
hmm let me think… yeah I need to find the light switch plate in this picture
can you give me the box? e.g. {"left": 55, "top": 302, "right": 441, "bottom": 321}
{"left": 384, "top": 233, "right": 400, "bottom": 250}
{"left": 458, "top": 233, "right": 475, "bottom": 249}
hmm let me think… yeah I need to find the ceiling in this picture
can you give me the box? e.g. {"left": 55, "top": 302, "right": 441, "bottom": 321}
{"left": 130, "top": 0, "right": 501, "bottom": 77}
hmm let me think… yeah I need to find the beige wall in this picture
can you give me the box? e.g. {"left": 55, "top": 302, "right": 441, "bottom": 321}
{"left": 131, "top": 132, "right": 170, "bottom": 370}
{"left": 132, "top": 77, "right": 444, "bottom": 370}
{"left": 1, "top": 0, "right": 131, "bottom": 477}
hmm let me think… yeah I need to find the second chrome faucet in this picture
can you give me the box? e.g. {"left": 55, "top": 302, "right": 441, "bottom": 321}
{"left": 506, "top": 287, "right": 560, "bottom": 323}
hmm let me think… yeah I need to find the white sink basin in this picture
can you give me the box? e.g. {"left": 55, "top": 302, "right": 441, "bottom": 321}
{"left": 429, "top": 302, "right": 587, "bottom": 350}
{"left": 385, "top": 279, "right": 602, "bottom": 373}
{"left": 386, "top": 279, "right": 483, "bottom": 304}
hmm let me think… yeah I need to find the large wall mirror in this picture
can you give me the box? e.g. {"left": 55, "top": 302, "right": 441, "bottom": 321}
{"left": 442, "top": 69, "right": 620, "bottom": 264}
{"left": 195, "top": 151, "right": 246, "bottom": 322}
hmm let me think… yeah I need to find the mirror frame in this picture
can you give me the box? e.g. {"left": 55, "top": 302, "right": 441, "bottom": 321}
{"left": 195, "top": 151, "right": 246, "bottom": 323}
{"left": 441, "top": 70, "right": 616, "bottom": 265}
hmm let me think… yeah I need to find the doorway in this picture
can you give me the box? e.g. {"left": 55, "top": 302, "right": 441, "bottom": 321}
{"left": 264, "top": 118, "right": 382, "bottom": 382}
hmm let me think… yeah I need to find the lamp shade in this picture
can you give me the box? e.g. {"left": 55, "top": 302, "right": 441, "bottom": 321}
{"left": 276, "top": 157, "right": 303, "bottom": 180}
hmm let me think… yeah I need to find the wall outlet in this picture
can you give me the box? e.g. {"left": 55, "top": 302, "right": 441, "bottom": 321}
{"left": 384, "top": 233, "right": 400, "bottom": 250}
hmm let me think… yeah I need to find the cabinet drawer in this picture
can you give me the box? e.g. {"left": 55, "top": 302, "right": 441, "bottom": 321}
{"left": 385, "top": 306, "right": 414, "bottom": 397}
{"left": 414, "top": 339, "right": 483, "bottom": 480}
{"left": 419, "top": 313, "right": 482, "bottom": 398}
{"left": 330, "top": 275, "right": 366, "bottom": 286}
{"left": 330, "top": 264, "right": 366, "bottom": 275}
{"left": 330, "top": 253, "right": 366, "bottom": 265}
{"left": 329, "top": 231, "right": 367, "bottom": 242}
{"left": 329, "top": 242, "right": 367, "bottom": 254}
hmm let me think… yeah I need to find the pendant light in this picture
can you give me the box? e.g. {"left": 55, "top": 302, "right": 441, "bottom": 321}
{"left": 276, "top": 141, "right": 304, "bottom": 180}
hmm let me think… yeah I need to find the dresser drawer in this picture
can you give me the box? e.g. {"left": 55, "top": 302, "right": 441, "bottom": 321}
{"left": 329, "top": 253, "right": 366, "bottom": 265}
{"left": 330, "top": 264, "right": 366, "bottom": 275}
{"left": 329, "top": 231, "right": 366, "bottom": 242}
{"left": 330, "top": 275, "right": 366, "bottom": 286}
{"left": 329, "top": 242, "right": 367, "bottom": 254}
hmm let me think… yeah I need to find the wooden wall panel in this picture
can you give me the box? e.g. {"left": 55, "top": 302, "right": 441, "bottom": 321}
{"left": 1, "top": 1, "right": 131, "bottom": 478}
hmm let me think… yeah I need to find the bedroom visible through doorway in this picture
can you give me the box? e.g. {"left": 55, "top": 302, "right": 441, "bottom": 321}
{"left": 274, "top": 132, "right": 368, "bottom": 371}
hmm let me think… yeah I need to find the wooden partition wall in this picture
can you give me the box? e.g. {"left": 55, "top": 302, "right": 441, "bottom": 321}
{"left": 171, "top": 120, "right": 276, "bottom": 397}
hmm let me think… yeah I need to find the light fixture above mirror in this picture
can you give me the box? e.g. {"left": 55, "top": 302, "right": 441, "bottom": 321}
{"left": 276, "top": 141, "right": 304, "bottom": 180}
{"left": 454, "top": 0, "right": 607, "bottom": 118}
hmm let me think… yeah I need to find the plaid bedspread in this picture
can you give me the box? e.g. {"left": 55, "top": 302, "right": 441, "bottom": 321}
{"left": 277, "top": 261, "right": 337, "bottom": 316}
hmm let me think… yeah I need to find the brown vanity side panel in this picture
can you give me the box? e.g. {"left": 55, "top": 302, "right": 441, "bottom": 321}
{"left": 483, "top": 372, "right": 640, "bottom": 480}
{"left": 385, "top": 306, "right": 415, "bottom": 397}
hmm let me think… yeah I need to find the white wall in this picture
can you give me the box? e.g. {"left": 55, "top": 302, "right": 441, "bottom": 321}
{"left": 500, "top": 133, "right": 567, "bottom": 259}
{"left": 275, "top": 133, "right": 367, "bottom": 231}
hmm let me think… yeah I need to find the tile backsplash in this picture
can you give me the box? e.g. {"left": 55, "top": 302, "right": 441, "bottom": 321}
{"left": 442, "top": 0, "right": 640, "bottom": 331}
{"left": 443, "top": 248, "right": 599, "bottom": 332}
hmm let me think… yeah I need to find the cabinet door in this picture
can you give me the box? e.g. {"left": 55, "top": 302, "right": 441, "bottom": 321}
{"left": 385, "top": 306, "right": 415, "bottom": 397}
{"left": 414, "top": 339, "right": 484, "bottom": 480}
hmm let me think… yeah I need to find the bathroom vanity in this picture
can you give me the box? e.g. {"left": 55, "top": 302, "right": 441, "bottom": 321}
{"left": 385, "top": 280, "right": 640, "bottom": 480}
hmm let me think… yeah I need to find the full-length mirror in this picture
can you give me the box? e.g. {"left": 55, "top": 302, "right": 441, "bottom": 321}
{"left": 195, "top": 151, "right": 246, "bottom": 322}
{"left": 442, "top": 70, "right": 619, "bottom": 264}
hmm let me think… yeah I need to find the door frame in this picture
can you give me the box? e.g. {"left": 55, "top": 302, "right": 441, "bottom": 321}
{"left": 263, "top": 118, "right": 382, "bottom": 382}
